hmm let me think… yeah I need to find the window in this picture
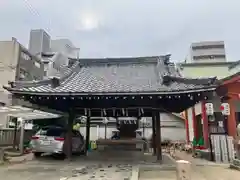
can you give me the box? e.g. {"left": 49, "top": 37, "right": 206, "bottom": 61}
{"left": 192, "top": 44, "right": 224, "bottom": 50}
{"left": 36, "top": 127, "right": 65, "bottom": 137}
{"left": 34, "top": 61, "right": 41, "bottom": 68}
{"left": 20, "top": 51, "right": 31, "bottom": 61}
{"left": 193, "top": 54, "right": 226, "bottom": 60}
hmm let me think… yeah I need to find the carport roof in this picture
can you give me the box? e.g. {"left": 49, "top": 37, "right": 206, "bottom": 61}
{"left": 8, "top": 110, "right": 61, "bottom": 120}
{"left": 0, "top": 106, "right": 61, "bottom": 120}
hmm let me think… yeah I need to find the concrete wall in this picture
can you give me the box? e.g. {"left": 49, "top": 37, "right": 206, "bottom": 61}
{"left": 179, "top": 64, "right": 231, "bottom": 79}
{"left": 80, "top": 113, "right": 186, "bottom": 142}
{"left": 80, "top": 125, "right": 186, "bottom": 142}
{"left": 229, "top": 63, "right": 240, "bottom": 75}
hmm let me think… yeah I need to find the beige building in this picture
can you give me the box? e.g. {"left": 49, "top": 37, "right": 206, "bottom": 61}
{"left": 177, "top": 61, "right": 234, "bottom": 79}
{"left": 185, "top": 41, "right": 226, "bottom": 63}
{"left": 0, "top": 38, "right": 44, "bottom": 127}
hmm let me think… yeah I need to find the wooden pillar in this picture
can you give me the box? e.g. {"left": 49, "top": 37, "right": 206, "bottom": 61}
{"left": 85, "top": 109, "right": 91, "bottom": 155}
{"left": 151, "top": 111, "right": 156, "bottom": 155}
{"left": 19, "top": 119, "right": 25, "bottom": 155}
{"left": 184, "top": 110, "right": 190, "bottom": 143}
{"left": 201, "top": 101, "right": 209, "bottom": 148}
{"left": 13, "top": 117, "right": 18, "bottom": 150}
{"left": 155, "top": 110, "right": 162, "bottom": 161}
{"left": 66, "top": 109, "right": 75, "bottom": 160}
{"left": 228, "top": 99, "right": 237, "bottom": 137}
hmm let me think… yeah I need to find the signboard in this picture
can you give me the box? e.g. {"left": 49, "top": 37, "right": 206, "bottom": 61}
{"left": 205, "top": 103, "right": 214, "bottom": 115}
{"left": 220, "top": 103, "right": 230, "bottom": 116}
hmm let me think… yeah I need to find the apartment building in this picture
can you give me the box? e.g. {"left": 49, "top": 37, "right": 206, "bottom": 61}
{"left": 0, "top": 38, "right": 44, "bottom": 105}
{"left": 186, "top": 41, "right": 226, "bottom": 63}
{"left": 28, "top": 29, "right": 80, "bottom": 79}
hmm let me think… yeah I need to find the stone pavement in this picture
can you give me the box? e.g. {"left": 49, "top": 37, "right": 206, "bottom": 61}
{"left": 158, "top": 150, "right": 240, "bottom": 180}
{"left": 0, "top": 150, "right": 175, "bottom": 180}
{"left": 193, "top": 165, "right": 240, "bottom": 180}
{"left": 173, "top": 150, "right": 229, "bottom": 167}
{"left": 0, "top": 157, "right": 134, "bottom": 180}
{"left": 4, "top": 150, "right": 238, "bottom": 180}
{"left": 139, "top": 160, "right": 240, "bottom": 180}
{"left": 139, "top": 166, "right": 240, "bottom": 180}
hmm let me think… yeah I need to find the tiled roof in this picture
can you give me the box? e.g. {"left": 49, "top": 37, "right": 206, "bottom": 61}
{"left": 4, "top": 56, "right": 218, "bottom": 95}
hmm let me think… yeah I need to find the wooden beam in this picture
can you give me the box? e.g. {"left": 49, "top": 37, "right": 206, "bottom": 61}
{"left": 19, "top": 99, "right": 67, "bottom": 116}
{"left": 152, "top": 111, "right": 156, "bottom": 155}
{"left": 65, "top": 108, "right": 74, "bottom": 160}
{"left": 155, "top": 111, "right": 162, "bottom": 162}
{"left": 85, "top": 109, "right": 91, "bottom": 155}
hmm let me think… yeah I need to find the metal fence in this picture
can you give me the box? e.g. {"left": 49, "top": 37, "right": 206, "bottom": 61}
{"left": 0, "top": 128, "right": 34, "bottom": 147}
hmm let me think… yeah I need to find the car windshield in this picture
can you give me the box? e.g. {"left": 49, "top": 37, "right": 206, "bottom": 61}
{"left": 36, "top": 127, "right": 65, "bottom": 137}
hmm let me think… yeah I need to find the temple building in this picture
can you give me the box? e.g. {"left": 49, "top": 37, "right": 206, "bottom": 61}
{"left": 4, "top": 55, "right": 219, "bottom": 161}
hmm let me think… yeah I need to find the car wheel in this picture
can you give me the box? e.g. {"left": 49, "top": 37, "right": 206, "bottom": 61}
{"left": 33, "top": 152, "right": 42, "bottom": 158}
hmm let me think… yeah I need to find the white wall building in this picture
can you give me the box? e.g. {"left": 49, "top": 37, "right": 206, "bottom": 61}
{"left": 51, "top": 39, "right": 79, "bottom": 58}
{"left": 28, "top": 29, "right": 51, "bottom": 55}
{"left": 185, "top": 41, "right": 226, "bottom": 63}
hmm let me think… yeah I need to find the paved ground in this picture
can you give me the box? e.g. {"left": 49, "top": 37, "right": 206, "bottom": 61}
{"left": 0, "top": 151, "right": 174, "bottom": 180}
{"left": 1, "top": 159, "right": 133, "bottom": 180}
{"left": 138, "top": 150, "right": 240, "bottom": 180}
{"left": 3, "top": 150, "right": 238, "bottom": 180}
{"left": 139, "top": 166, "right": 240, "bottom": 180}
{"left": 194, "top": 166, "right": 240, "bottom": 180}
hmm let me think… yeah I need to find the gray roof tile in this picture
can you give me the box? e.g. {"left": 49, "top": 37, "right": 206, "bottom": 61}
{"left": 5, "top": 56, "right": 218, "bottom": 94}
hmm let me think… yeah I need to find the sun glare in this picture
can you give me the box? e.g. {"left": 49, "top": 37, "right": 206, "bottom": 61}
{"left": 77, "top": 13, "right": 100, "bottom": 31}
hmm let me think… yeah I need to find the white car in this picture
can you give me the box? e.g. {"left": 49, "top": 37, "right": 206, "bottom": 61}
{"left": 30, "top": 126, "right": 85, "bottom": 157}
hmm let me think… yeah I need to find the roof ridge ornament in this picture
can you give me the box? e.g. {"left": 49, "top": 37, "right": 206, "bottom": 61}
{"left": 51, "top": 77, "right": 60, "bottom": 88}
{"left": 163, "top": 54, "right": 171, "bottom": 65}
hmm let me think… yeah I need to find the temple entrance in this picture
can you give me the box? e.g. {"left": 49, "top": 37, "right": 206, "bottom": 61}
{"left": 118, "top": 122, "right": 138, "bottom": 138}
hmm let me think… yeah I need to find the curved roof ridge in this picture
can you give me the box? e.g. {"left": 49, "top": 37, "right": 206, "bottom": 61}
{"left": 59, "top": 61, "right": 80, "bottom": 84}
{"left": 162, "top": 75, "right": 219, "bottom": 86}
{"left": 6, "top": 61, "right": 81, "bottom": 89}
{"left": 3, "top": 56, "right": 218, "bottom": 95}
{"left": 78, "top": 56, "right": 162, "bottom": 66}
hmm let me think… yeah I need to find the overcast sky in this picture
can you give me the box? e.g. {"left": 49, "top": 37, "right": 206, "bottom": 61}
{"left": 0, "top": 0, "right": 239, "bottom": 61}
